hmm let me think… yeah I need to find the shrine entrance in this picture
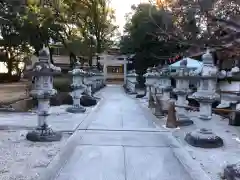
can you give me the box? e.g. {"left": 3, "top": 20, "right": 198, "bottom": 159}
{"left": 105, "top": 65, "right": 125, "bottom": 84}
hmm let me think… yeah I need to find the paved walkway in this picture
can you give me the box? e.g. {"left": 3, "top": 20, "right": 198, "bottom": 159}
{"left": 55, "top": 85, "right": 193, "bottom": 180}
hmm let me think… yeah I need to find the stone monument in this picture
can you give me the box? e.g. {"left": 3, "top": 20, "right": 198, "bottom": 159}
{"left": 25, "top": 48, "right": 62, "bottom": 142}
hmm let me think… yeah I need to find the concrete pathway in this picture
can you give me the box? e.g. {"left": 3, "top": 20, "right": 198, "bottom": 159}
{"left": 54, "top": 85, "right": 193, "bottom": 180}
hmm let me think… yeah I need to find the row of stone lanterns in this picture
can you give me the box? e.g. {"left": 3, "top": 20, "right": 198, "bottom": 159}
{"left": 25, "top": 48, "right": 104, "bottom": 142}
{"left": 143, "top": 50, "right": 223, "bottom": 149}
{"left": 124, "top": 50, "right": 239, "bottom": 179}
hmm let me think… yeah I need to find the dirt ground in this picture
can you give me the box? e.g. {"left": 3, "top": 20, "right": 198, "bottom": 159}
{"left": 0, "top": 81, "right": 29, "bottom": 104}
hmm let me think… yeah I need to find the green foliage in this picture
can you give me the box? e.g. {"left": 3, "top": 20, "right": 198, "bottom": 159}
{"left": 0, "top": 0, "right": 117, "bottom": 77}
{"left": 53, "top": 76, "right": 72, "bottom": 92}
{"left": 120, "top": 3, "right": 188, "bottom": 75}
{"left": 121, "top": 0, "right": 240, "bottom": 75}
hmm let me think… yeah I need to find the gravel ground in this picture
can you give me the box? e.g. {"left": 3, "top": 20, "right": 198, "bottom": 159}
{"left": 0, "top": 129, "right": 71, "bottom": 180}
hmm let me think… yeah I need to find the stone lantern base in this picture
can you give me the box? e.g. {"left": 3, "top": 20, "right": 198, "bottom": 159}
{"left": 66, "top": 106, "right": 86, "bottom": 113}
{"left": 177, "top": 114, "right": 194, "bottom": 126}
{"left": 224, "top": 162, "right": 240, "bottom": 180}
{"left": 26, "top": 126, "right": 62, "bottom": 142}
{"left": 199, "top": 114, "right": 212, "bottom": 121}
{"left": 185, "top": 128, "right": 223, "bottom": 148}
{"left": 80, "top": 95, "right": 97, "bottom": 107}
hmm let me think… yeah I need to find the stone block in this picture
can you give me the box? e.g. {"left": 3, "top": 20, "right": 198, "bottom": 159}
{"left": 80, "top": 95, "right": 97, "bottom": 107}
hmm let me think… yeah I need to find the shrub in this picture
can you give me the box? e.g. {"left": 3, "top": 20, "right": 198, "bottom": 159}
{"left": 0, "top": 73, "right": 21, "bottom": 83}
{"left": 53, "top": 75, "right": 71, "bottom": 92}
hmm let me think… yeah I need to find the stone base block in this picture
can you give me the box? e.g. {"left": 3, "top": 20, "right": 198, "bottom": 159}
{"left": 177, "top": 114, "right": 194, "bottom": 126}
{"left": 92, "top": 96, "right": 101, "bottom": 100}
{"left": 128, "top": 91, "right": 137, "bottom": 95}
{"left": 224, "top": 162, "right": 240, "bottom": 180}
{"left": 185, "top": 128, "right": 223, "bottom": 148}
{"left": 229, "top": 112, "right": 240, "bottom": 126}
{"left": 80, "top": 95, "right": 97, "bottom": 107}
{"left": 136, "top": 94, "right": 145, "bottom": 98}
{"left": 199, "top": 114, "right": 212, "bottom": 120}
{"left": 66, "top": 106, "right": 86, "bottom": 113}
{"left": 26, "top": 128, "right": 62, "bottom": 142}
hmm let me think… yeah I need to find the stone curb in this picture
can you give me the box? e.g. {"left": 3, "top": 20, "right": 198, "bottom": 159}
{"left": 135, "top": 98, "right": 167, "bottom": 129}
{"left": 135, "top": 98, "right": 212, "bottom": 180}
{"left": 171, "top": 139, "right": 212, "bottom": 180}
{"left": 38, "top": 89, "right": 105, "bottom": 180}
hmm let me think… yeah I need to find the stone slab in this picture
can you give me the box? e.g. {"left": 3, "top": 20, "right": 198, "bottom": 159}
{"left": 38, "top": 86, "right": 212, "bottom": 180}
{"left": 125, "top": 147, "right": 192, "bottom": 180}
{"left": 0, "top": 105, "right": 93, "bottom": 132}
{"left": 77, "top": 130, "right": 179, "bottom": 148}
{"left": 55, "top": 146, "right": 125, "bottom": 180}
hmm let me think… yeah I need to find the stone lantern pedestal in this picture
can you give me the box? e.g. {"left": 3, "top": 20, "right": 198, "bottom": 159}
{"left": 185, "top": 128, "right": 223, "bottom": 148}
{"left": 66, "top": 61, "right": 86, "bottom": 113}
{"left": 172, "top": 60, "right": 193, "bottom": 126}
{"left": 185, "top": 50, "right": 223, "bottom": 148}
{"left": 25, "top": 48, "right": 62, "bottom": 142}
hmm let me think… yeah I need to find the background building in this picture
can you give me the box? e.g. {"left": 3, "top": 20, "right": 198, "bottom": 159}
{"left": 92, "top": 48, "right": 128, "bottom": 84}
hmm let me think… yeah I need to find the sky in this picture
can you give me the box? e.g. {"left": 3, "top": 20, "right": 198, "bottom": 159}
{"left": 110, "top": 0, "right": 149, "bottom": 34}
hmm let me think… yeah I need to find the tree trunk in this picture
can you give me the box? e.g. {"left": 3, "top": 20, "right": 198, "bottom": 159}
{"left": 47, "top": 44, "right": 54, "bottom": 64}
{"left": 70, "top": 52, "right": 77, "bottom": 68}
{"left": 6, "top": 52, "right": 13, "bottom": 79}
{"left": 89, "top": 43, "right": 93, "bottom": 66}
{"left": 96, "top": 37, "right": 101, "bottom": 54}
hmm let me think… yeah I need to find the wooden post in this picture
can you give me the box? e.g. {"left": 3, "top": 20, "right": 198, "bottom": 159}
{"left": 166, "top": 102, "right": 178, "bottom": 128}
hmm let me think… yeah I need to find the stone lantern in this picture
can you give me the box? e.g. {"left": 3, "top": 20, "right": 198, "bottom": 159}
{"left": 126, "top": 70, "right": 138, "bottom": 94}
{"left": 144, "top": 67, "right": 159, "bottom": 108}
{"left": 25, "top": 48, "right": 62, "bottom": 142}
{"left": 172, "top": 60, "right": 193, "bottom": 126}
{"left": 84, "top": 70, "right": 95, "bottom": 97}
{"left": 184, "top": 49, "right": 223, "bottom": 149}
{"left": 90, "top": 66, "right": 98, "bottom": 93}
{"left": 66, "top": 61, "right": 87, "bottom": 113}
{"left": 191, "top": 49, "right": 220, "bottom": 120}
{"left": 158, "top": 65, "right": 172, "bottom": 112}
{"left": 92, "top": 68, "right": 104, "bottom": 92}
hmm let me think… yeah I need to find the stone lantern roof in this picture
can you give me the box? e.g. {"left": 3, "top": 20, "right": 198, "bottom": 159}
{"left": 127, "top": 69, "right": 138, "bottom": 77}
{"left": 25, "top": 49, "right": 61, "bottom": 77}
{"left": 202, "top": 49, "right": 214, "bottom": 66}
{"left": 143, "top": 67, "right": 160, "bottom": 78}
